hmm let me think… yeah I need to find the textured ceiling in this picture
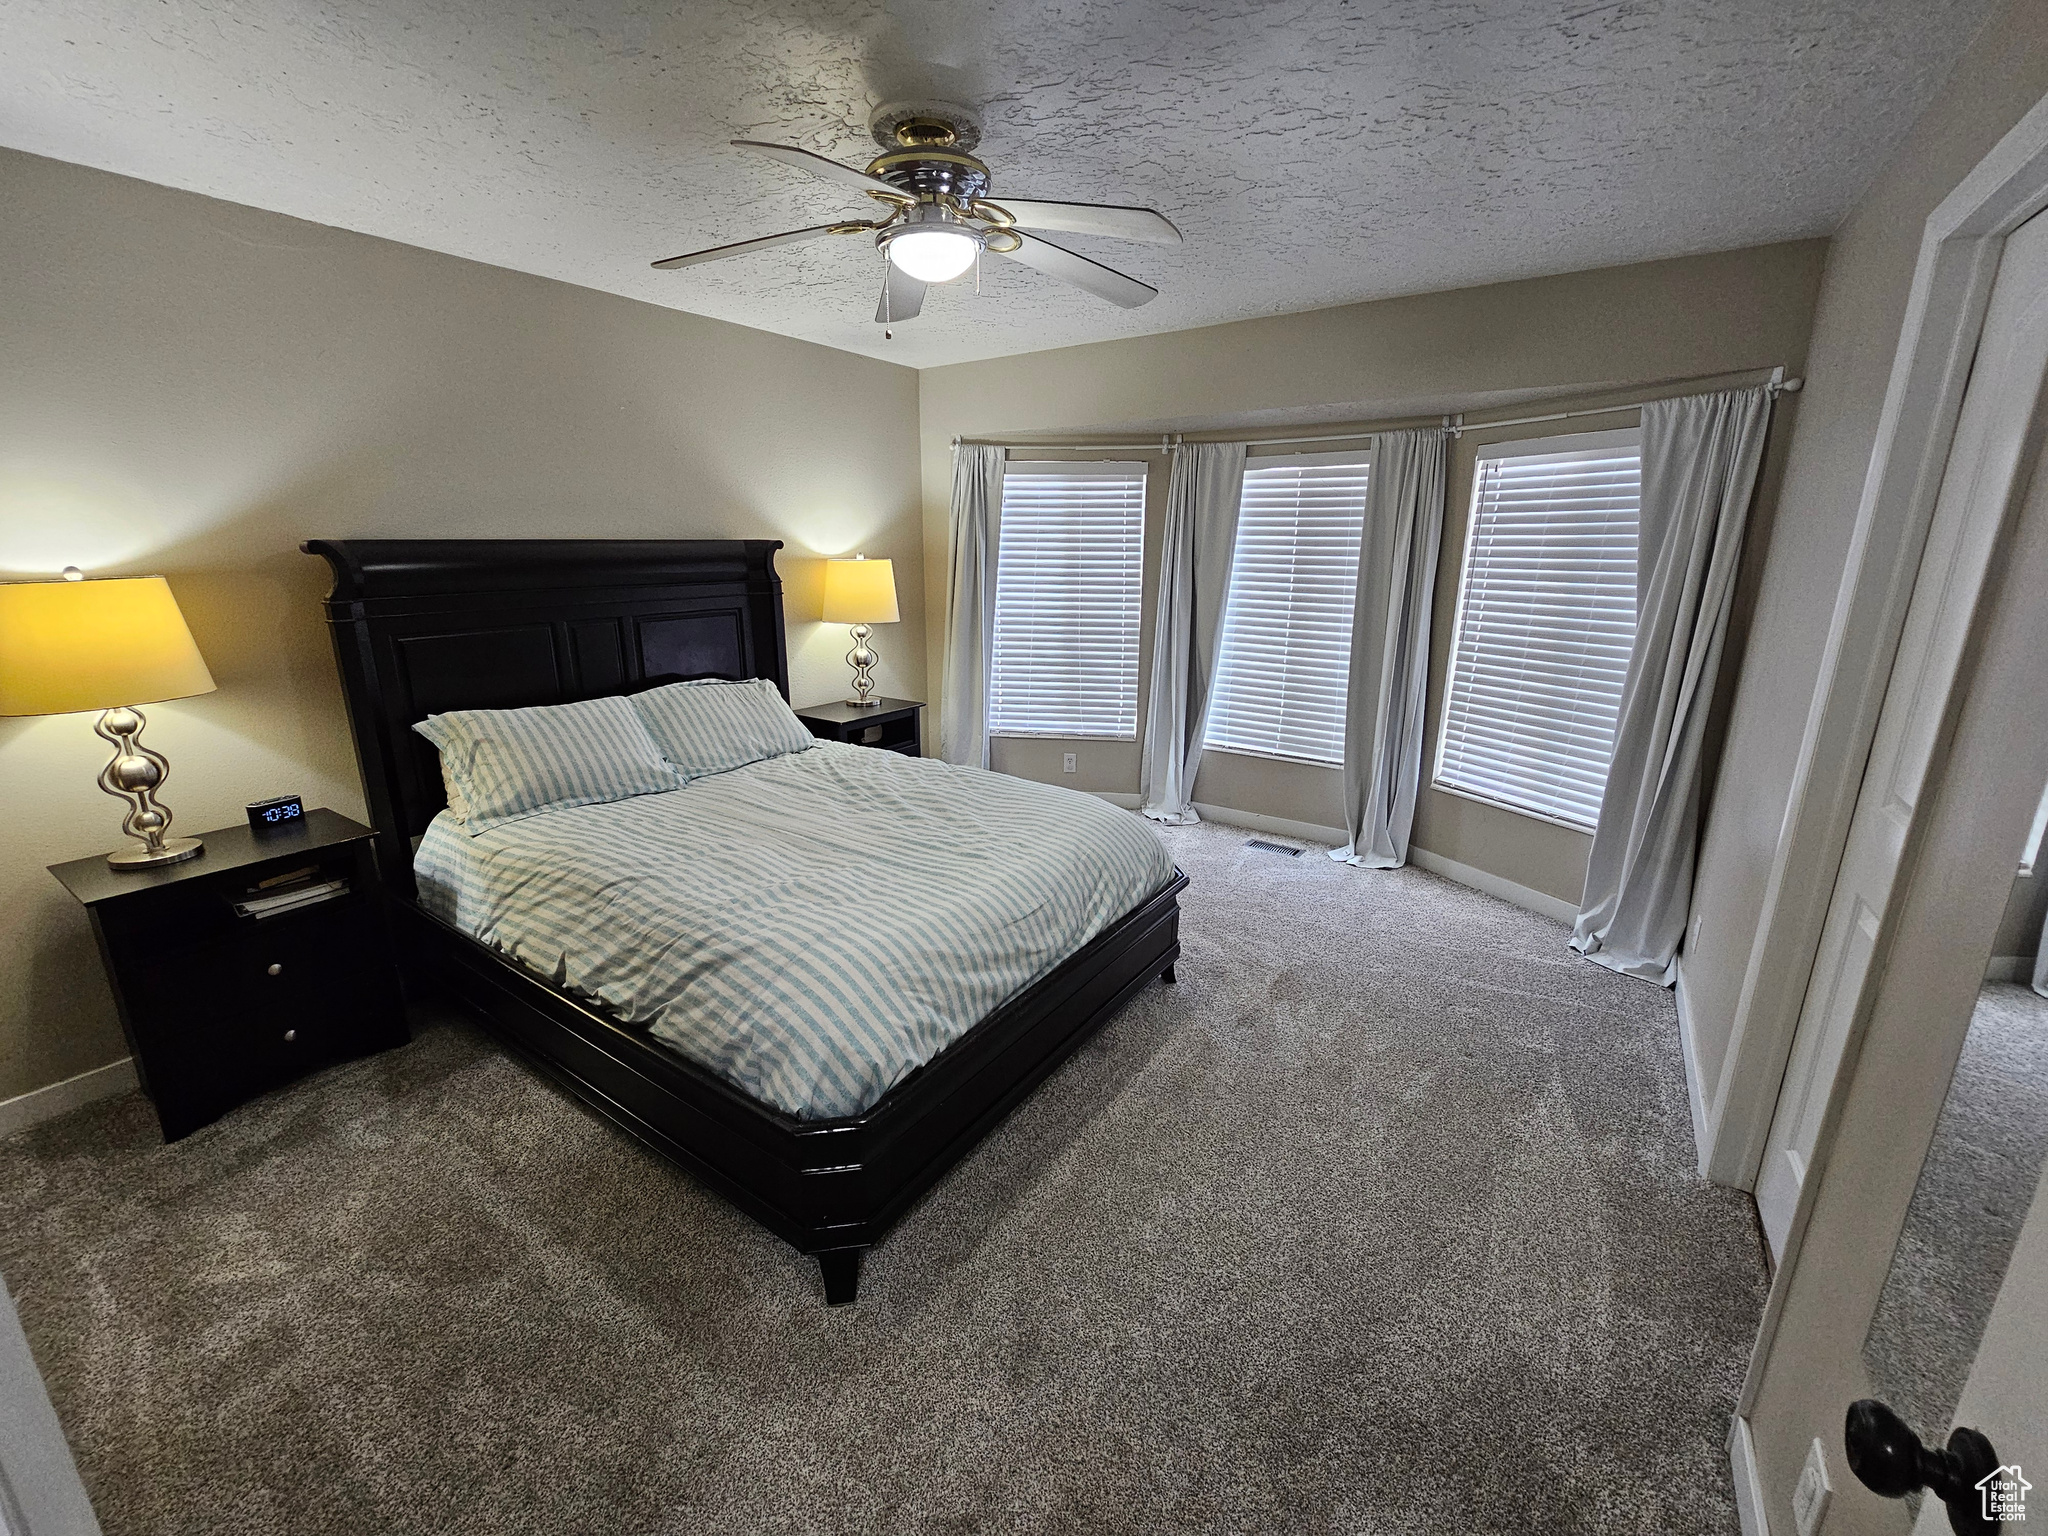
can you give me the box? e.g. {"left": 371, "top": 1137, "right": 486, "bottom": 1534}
{"left": 0, "top": 0, "right": 1997, "bottom": 368}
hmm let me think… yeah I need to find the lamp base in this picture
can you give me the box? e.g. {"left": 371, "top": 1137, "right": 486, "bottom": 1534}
{"left": 106, "top": 836, "right": 204, "bottom": 870}
{"left": 844, "top": 624, "right": 883, "bottom": 710}
{"left": 95, "top": 705, "right": 201, "bottom": 873}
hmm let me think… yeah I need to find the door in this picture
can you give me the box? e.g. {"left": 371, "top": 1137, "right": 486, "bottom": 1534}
{"left": 1900, "top": 1162, "right": 2047, "bottom": 1533}
{"left": 0, "top": 1273, "right": 102, "bottom": 1534}
{"left": 1847, "top": 1006, "right": 2048, "bottom": 1534}
{"left": 1755, "top": 207, "right": 2048, "bottom": 1260}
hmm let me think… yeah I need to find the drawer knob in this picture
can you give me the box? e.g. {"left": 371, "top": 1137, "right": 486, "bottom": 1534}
{"left": 266, "top": 963, "right": 283, "bottom": 976}
{"left": 283, "top": 1029, "right": 297, "bottom": 1043}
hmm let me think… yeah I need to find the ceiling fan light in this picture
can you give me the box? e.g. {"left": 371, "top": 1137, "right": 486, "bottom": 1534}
{"left": 887, "top": 227, "right": 981, "bottom": 283}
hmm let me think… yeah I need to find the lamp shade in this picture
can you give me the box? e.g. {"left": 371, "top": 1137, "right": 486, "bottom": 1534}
{"left": 821, "top": 558, "right": 900, "bottom": 625}
{"left": 0, "top": 575, "right": 217, "bottom": 717}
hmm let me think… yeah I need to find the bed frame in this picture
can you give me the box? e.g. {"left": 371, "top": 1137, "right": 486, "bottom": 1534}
{"left": 304, "top": 539, "right": 1184, "bottom": 1304}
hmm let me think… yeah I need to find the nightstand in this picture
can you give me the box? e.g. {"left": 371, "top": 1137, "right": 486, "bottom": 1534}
{"left": 795, "top": 697, "right": 923, "bottom": 757}
{"left": 49, "top": 808, "right": 409, "bottom": 1141}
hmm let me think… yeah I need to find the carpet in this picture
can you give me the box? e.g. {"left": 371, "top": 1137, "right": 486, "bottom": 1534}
{"left": 0, "top": 819, "right": 1768, "bottom": 1535}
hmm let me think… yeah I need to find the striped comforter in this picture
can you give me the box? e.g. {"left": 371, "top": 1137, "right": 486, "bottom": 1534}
{"left": 413, "top": 741, "right": 1176, "bottom": 1119}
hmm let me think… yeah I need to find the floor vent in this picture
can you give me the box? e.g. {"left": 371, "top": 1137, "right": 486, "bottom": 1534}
{"left": 1245, "top": 839, "right": 1303, "bottom": 857}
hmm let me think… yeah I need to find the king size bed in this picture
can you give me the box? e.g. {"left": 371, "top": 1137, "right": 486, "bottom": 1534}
{"left": 305, "top": 538, "right": 1185, "bottom": 1303}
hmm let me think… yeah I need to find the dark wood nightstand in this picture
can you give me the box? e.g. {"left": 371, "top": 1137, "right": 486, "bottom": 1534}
{"left": 795, "top": 697, "right": 923, "bottom": 757}
{"left": 49, "top": 808, "right": 409, "bottom": 1141}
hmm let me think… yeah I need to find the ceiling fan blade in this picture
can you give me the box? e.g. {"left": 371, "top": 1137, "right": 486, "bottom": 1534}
{"left": 989, "top": 199, "right": 1182, "bottom": 245}
{"left": 994, "top": 231, "right": 1158, "bottom": 308}
{"left": 651, "top": 223, "right": 853, "bottom": 270}
{"left": 732, "top": 140, "right": 905, "bottom": 201}
{"left": 876, "top": 264, "right": 927, "bottom": 323}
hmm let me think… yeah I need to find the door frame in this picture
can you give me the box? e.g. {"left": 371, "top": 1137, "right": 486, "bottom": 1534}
{"left": 1732, "top": 339, "right": 2048, "bottom": 1531}
{"left": 1751, "top": 201, "right": 2048, "bottom": 1260}
{"left": 1703, "top": 89, "right": 2048, "bottom": 1193}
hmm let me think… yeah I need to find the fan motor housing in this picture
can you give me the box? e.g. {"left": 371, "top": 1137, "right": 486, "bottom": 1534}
{"left": 866, "top": 150, "right": 990, "bottom": 204}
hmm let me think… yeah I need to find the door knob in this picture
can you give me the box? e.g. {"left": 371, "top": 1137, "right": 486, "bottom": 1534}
{"left": 1844, "top": 1399, "right": 2002, "bottom": 1534}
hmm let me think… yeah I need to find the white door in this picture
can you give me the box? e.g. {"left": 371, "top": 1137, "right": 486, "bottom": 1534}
{"left": 1903, "top": 1162, "right": 2048, "bottom": 1535}
{"left": 0, "top": 1274, "right": 101, "bottom": 1535}
{"left": 1755, "top": 208, "right": 2048, "bottom": 1259}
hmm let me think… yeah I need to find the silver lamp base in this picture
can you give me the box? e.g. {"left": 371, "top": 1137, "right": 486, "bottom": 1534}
{"left": 106, "top": 836, "right": 205, "bottom": 868}
{"left": 844, "top": 623, "right": 883, "bottom": 707}
{"left": 95, "top": 705, "right": 205, "bottom": 871}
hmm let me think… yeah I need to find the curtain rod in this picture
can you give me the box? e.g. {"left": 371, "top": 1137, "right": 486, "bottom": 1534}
{"left": 950, "top": 366, "right": 1803, "bottom": 453}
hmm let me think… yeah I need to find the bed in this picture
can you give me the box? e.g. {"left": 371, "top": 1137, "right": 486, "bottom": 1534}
{"left": 304, "top": 538, "right": 1186, "bottom": 1303}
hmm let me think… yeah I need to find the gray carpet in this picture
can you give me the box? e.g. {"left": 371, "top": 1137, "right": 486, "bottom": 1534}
{"left": 1866, "top": 980, "right": 2048, "bottom": 1435}
{"left": 1, "top": 820, "right": 1767, "bottom": 1535}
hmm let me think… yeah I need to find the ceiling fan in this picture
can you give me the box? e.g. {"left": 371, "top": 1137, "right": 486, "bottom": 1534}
{"left": 651, "top": 102, "right": 1181, "bottom": 325}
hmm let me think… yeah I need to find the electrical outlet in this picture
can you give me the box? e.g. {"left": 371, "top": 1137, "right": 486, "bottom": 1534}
{"left": 1792, "top": 1436, "right": 1832, "bottom": 1536}
{"left": 1062, "top": 753, "right": 1077, "bottom": 774}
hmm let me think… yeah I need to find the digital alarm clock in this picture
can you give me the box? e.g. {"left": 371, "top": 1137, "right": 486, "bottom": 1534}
{"left": 247, "top": 794, "right": 306, "bottom": 833}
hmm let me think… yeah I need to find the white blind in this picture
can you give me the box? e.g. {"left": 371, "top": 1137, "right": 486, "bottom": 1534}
{"left": 1434, "top": 429, "right": 1642, "bottom": 830}
{"left": 1204, "top": 453, "right": 1371, "bottom": 765}
{"left": 988, "top": 461, "right": 1147, "bottom": 738}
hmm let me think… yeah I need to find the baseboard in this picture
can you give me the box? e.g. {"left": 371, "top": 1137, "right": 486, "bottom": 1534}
{"left": 1985, "top": 953, "right": 2036, "bottom": 983}
{"left": 1729, "top": 1414, "right": 1771, "bottom": 1536}
{"left": 1405, "top": 847, "right": 1579, "bottom": 926}
{"left": 1674, "top": 955, "right": 1715, "bottom": 1178}
{"left": 1187, "top": 801, "right": 1348, "bottom": 848}
{"left": 1090, "top": 791, "right": 1142, "bottom": 810}
{"left": 0, "top": 1057, "right": 138, "bottom": 1140}
{"left": 1157, "top": 800, "right": 1583, "bottom": 926}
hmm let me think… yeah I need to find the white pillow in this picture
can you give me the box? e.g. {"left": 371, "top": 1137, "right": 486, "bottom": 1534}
{"left": 629, "top": 678, "right": 817, "bottom": 782}
{"left": 414, "top": 695, "right": 678, "bottom": 832}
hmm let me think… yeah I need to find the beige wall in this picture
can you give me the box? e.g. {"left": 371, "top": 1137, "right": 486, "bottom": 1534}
{"left": 1683, "top": 0, "right": 2048, "bottom": 1102}
{"left": 0, "top": 148, "right": 923, "bottom": 1106}
{"left": 920, "top": 242, "right": 1824, "bottom": 906}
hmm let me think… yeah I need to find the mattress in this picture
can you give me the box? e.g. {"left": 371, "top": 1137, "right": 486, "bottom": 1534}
{"left": 413, "top": 740, "right": 1176, "bottom": 1119}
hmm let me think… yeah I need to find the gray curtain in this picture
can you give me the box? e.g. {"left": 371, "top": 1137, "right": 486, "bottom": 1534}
{"left": 2034, "top": 902, "right": 2046, "bottom": 999}
{"left": 1139, "top": 442, "right": 1247, "bottom": 823}
{"left": 1572, "top": 387, "right": 1772, "bottom": 983}
{"left": 1330, "top": 429, "right": 1448, "bottom": 868}
{"left": 939, "top": 444, "right": 1005, "bottom": 768}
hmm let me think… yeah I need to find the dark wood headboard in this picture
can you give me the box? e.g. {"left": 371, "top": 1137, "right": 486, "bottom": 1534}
{"left": 304, "top": 538, "right": 788, "bottom": 896}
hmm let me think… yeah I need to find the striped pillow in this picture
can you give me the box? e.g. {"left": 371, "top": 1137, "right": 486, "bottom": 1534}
{"left": 415, "top": 695, "right": 678, "bottom": 832}
{"left": 629, "top": 678, "right": 817, "bottom": 782}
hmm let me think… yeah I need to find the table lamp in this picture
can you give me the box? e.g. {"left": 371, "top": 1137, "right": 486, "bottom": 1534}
{"left": 821, "top": 555, "right": 899, "bottom": 707}
{"left": 0, "top": 568, "right": 218, "bottom": 868}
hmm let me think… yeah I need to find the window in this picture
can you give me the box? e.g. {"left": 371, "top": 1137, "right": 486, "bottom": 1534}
{"left": 988, "top": 461, "right": 1147, "bottom": 738}
{"left": 1204, "top": 453, "right": 1371, "bottom": 765}
{"left": 1434, "top": 428, "right": 1642, "bottom": 830}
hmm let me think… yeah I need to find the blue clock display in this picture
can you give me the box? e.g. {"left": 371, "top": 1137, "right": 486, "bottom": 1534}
{"left": 247, "top": 794, "right": 306, "bottom": 833}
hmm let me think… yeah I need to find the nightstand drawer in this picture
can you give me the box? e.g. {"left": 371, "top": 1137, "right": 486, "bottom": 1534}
{"left": 234, "top": 899, "right": 396, "bottom": 1056}
{"left": 119, "top": 898, "right": 401, "bottom": 1132}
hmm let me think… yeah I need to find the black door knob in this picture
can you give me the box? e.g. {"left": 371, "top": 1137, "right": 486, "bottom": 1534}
{"left": 1844, "top": 1399, "right": 2003, "bottom": 1533}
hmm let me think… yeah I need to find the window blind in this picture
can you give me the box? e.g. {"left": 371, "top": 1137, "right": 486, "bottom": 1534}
{"left": 1204, "top": 453, "right": 1371, "bottom": 765}
{"left": 988, "top": 461, "right": 1147, "bottom": 738}
{"left": 1434, "top": 429, "right": 1642, "bottom": 830}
